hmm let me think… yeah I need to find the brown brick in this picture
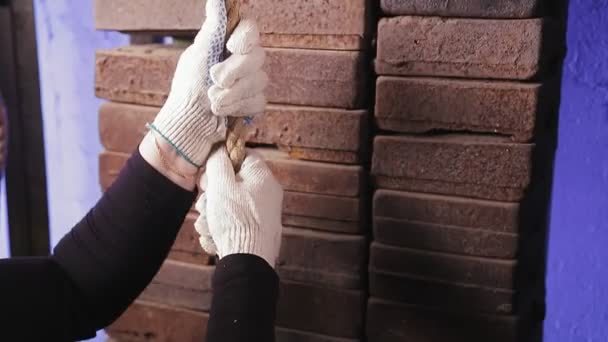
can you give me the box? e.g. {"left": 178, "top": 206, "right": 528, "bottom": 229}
{"left": 369, "top": 270, "right": 518, "bottom": 315}
{"left": 100, "top": 149, "right": 366, "bottom": 199}
{"left": 170, "top": 213, "right": 214, "bottom": 265}
{"left": 107, "top": 300, "right": 208, "bottom": 341}
{"left": 276, "top": 327, "right": 360, "bottom": 342}
{"left": 277, "top": 227, "right": 366, "bottom": 289}
{"left": 96, "top": 45, "right": 369, "bottom": 109}
{"left": 283, "top": 215, "right": 364, "bottom": 235}
{"left": 250, "top": 105, "right": 368, "bottom": 160}
{"left": 370, "top": 242, "right": 519, "bottom": 289}
{"left": 99, "top": 101, "right": 368, "bottom": 163}
{"left": 284, "top": 191, "right": 363, "bottom": 223}
{"left": 140, "top": 260, "right": 214, "bottom": 312}
{"left": 372, "top": 135, "right": 534, "bottom": 201}
{"left": 375, "top": 77, "right": 541, "bottom": 141}
{"left": 277, "top": 281, "right": 365, "bottom": 338}
{"left": 381, "top": 0, "right": 542, "bottom": 18}
{"left": 260, "top": 149, "right": 365, "bottom": 197}
{"left": 374, "top": 217, "right": 519, "bottom": 258}
{"left": 376, "top": 17, "right": 544, "bottom": 80}
{"left": 374, "top": 190, "right": 521, "bottom": 234}
{"left": 95, "top": 0, "right": 372, "bottom": 50}
{"left": 373, "top": 190, "right": 522, "bottom": 258}
{"left": 99, "top": 102, "right": 156, "bottom": 153}
{"left": 366, "top": 298, "right": 530, "bottom": 342}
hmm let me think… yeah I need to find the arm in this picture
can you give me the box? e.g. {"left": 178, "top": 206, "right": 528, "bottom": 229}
{"left": 196, "top": 148, "right": 284, "bottom": 342}
{"left": 207, "top": 255, "right": 279, "bottom": 342}
{"left": 0, "top": 150, "right": 196, "bottom": 341}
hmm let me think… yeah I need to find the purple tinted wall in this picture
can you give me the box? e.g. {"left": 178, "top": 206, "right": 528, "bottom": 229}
{"left": 545, "top": 1, "right": 608, "bottom": 341}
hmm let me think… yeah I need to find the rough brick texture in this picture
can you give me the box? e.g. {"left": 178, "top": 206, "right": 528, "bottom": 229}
{"left": 372, "top": 135, "right": 534, "bottom": 201}
{"left": 370, "top": 242, "right": 519, "bottom": 289}
{"left": 373, "top": 190, "right": 522, "bottom": 258}
{"left": 96, "top": 45, "right": 369, "bottom": 109}
{"left": 107, "top": 301, "right": 208, "bottom": 341}
{"left": 99, "top": 101, "right": 368, "bottom": 164}
{"left": 250, "top": 106, "right": 369, "bottom": 164}
{"left": 374, "top": 216, "right": 519, "bottom": 258}
{"left": 374, "top": 190, "right": 521, "bottom": 234}
{"left": 369, "top": 270, "right": 519, "bottom": 315}
{"left": 276, "top": 328, "right": 360, "bottom": 342}
{"left": 381, "top": 0, "right": 542, "bottom": 18}
{"left": 277, "top": 227, "right": 366, "bottom": 289}
{"left": 277, "top": 281, "right": 365, "bottom": 338}
{"left": 140, "top": 260, "right": 213, "bottom": 312}
{"left": 375, "top": 77, "right": 541, "bottom": 141}
{"left": 376, "top": 17, "right": 545, "bottom": 80}
{"left": 283, "top": 191, "right": 363, "bottom": 223}
{"left": 95, "top": 0, "right": 372, "bottom": 50}
{"left": 366, "top": 298, "right": 534, "bottom": 342}
{"left": 259, "top": 149, "right": 365, "bottom": 197}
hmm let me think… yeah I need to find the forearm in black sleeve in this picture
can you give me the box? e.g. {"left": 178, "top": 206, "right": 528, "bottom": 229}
{"left": 207, "top": 254, "right": 280, "bottom": 342}
{"left": 48, "top": 150, "right": 196, "bottom": 339}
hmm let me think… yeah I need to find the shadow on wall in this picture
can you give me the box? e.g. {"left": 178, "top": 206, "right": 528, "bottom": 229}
{"left": 516, "top": 0, "right": 571, "bottom": 340}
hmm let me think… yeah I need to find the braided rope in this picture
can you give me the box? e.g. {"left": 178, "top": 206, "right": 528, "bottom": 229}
{"left": 207, "top": 0, "right": 246, "bottom": 171}
{"left": 223, "top": 0, "right": 248, "bottom": 172}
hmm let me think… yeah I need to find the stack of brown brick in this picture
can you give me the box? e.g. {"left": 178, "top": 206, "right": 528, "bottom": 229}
{"left": 368, "top": 1, "right": 556, "bottom": 341}
{"left": 94, "top": 1, "right": 374, "bottom": 341}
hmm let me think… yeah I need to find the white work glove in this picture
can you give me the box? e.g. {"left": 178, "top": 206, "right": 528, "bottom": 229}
{"left": 149, "top": 0, "right": 268, "bottom": 167}
{"left": 194, "top": 147, "right": 283, "bottom": 268}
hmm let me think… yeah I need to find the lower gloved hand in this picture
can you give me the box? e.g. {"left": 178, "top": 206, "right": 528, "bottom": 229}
{"left": 148, "top": 0, "right": 267, "bottom": 168}
{"left": 194, "top": 147, "right": 283, "bottom": 268}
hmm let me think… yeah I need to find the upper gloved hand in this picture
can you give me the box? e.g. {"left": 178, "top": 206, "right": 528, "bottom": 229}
{"left": 194, "top": 147, "right": 283, "bottom": 268}
{"left": 149, "top": 0, "right": 268, "bottom": 168}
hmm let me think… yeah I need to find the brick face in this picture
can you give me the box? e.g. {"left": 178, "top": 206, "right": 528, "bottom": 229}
{"left": 283, "top": 191, "right": 363, "bottom": 223}
{"left": 373, "top": 217, "right": 520, "bottom": 258}
{"left": 369, "top": 270, "right": 518, "bottom": 314}
{"left": 375, "top": 76, "right": 541, "bottom": 141}
{"left": 107, "top": 301, "right": 209, "bottom": 341}
{"left": 376, "top": 17, "right": 545, "bottom": 80}
{"left": 277, "top": 281, "right": 365, "bottom": 338}
{"left": 369, "top": 242, "right": 518, "bottom": 289}
{"left": 366, "top": 298, "right": 532, "bottom": 342}
{"left": 373, "top": 190, "right": 521, "bottom": 234}
{"left": 140, "top": 260, "right": 214, "bottom": 312}
{"left": 96, "top": 45, "right": 370, "bottom": 109}
{"left": 372, "top": 135, "right": 534, "bottom": 201}
{"left": 277, "top": 227, "right": 367, "bottom": 289}
{"left": 381, "top": 0, "right": 542, "bottom": 18}
{"left": 95, "top": 0, "right": 372, "bottom": 50}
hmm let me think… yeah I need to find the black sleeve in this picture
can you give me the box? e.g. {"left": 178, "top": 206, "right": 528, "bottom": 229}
{"left": 207, "top": 254, "right": 280, "bottom": 342}
{"left": 0, "top": 150, "right": 196, "bottom": 341}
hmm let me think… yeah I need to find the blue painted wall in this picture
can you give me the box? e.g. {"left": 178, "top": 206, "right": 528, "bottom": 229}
{"left": 33, "top": 0, "right": 128, "bottom": 340}
{"left": 545, "top": 1, "right": 608, "bottom": 341}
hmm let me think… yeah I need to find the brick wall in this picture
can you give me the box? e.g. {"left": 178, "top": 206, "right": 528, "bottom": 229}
{"left": 94, "top": 1, "right": 561, "bottom": 341}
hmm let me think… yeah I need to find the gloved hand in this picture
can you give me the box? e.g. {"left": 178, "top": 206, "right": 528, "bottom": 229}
{"left": 149, "top": 0, "right": 268, "bottom": 168}
{"left": 194, "top": 147, "right": 283, "bottom": 268}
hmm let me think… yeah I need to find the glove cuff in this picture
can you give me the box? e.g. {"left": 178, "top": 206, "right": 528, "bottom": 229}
{"left": 223, "top": 229, "right": 276, "bottom": 269}
{"left": 150, "top": 102, "right": 225, "bottom": 167}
